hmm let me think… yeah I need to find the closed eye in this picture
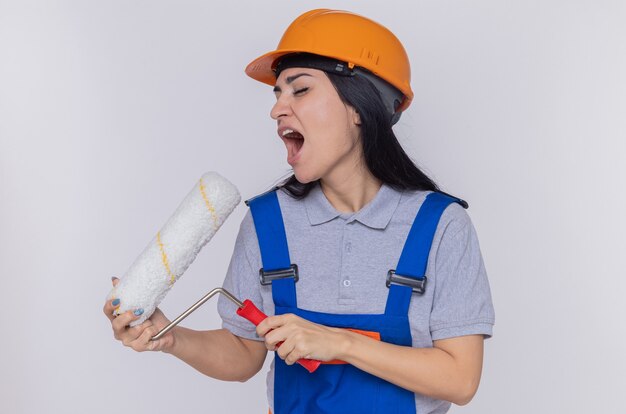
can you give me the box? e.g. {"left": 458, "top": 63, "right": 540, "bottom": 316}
{"left": 294, "top": 87, "right": 309, "bottom": 96}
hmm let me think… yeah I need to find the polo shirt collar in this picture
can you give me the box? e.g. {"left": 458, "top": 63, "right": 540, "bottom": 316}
{"left": 304, "top": 182, "right": 402, "bottom": 230}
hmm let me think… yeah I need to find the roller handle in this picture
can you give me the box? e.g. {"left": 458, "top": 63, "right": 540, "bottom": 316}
{"left": 236, "top": 299, "right": 321, "bottom": 373}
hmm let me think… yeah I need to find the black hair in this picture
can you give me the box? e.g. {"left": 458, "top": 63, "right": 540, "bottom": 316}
{"left": 278, "top": 68, "right": 440, "bottom": 199}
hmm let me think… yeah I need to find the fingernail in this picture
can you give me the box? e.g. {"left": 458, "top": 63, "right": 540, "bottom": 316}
{"left": 134, "top": 308, "right": 144, "bottom": 316}
{"left": 111, "top": 298, "right": 120, "bottom": 306}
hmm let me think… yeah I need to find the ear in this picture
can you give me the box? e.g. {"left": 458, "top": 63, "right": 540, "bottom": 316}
{"left": 352, "top": 108, "right": 361, "bottom": 126}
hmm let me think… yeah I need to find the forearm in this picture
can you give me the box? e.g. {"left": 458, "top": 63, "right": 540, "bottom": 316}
{"left": 166, "top": 327, "right": 266, "bottom": 382}
{"left": 337, "top": 331, "right": 483, "bottom": 405}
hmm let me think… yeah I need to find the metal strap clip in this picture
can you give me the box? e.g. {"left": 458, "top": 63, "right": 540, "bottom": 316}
{"left": 386, "top": 270, "right": 427, "bottom": 294}
{"left": 259, "top": 264, "right": 299, "bottom": 286}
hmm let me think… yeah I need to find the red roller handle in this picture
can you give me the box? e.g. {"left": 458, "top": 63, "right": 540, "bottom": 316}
{"left": 236, "top": 299, "right": 321, "bottom": 373}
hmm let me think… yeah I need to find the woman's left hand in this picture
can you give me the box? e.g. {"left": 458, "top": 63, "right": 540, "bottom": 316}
{"left": 256, "top": 314, "right": 348, "bottom": 365}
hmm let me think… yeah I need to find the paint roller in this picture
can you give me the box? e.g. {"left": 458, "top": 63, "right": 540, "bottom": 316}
{"left": 108, "top": 171, "right": 321, "bottom": 373}
{"left": 107, "top": 171, "right": 241, "bottom": 325}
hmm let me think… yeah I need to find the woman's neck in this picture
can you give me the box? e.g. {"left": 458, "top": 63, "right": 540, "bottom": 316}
{"left": 319, "top": 169, "right": 382, "bottom": 213}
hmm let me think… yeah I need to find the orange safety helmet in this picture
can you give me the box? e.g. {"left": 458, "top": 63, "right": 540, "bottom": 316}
{"left": 245, "top": 9, "right": 414, "bottom": 112}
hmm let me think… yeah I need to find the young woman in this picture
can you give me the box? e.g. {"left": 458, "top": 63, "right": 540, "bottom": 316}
{"left": 104, "top": 9, "right": 495, "bottom": 414}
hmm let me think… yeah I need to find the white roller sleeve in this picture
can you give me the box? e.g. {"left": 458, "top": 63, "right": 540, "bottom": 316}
{"left": 108, "top": 171, "right": 241, "bottom": 325}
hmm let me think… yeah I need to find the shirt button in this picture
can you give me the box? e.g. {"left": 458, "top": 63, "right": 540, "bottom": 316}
{"left": 343, "top": 280, "right": 351, "bottom": 287}
{"left": 345, "top": 242, "right": 352, "bottom": 252}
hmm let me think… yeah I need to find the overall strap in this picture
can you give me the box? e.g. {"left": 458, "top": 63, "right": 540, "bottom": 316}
{"left": 385, "top": 192, "right": 465, "bottom": 316}
{"left": 247, "top": 190, "right": 297, "bottom": 308}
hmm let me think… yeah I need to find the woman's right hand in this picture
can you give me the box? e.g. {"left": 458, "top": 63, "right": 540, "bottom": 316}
{"left": 103, "top": 277, "right": 176, "bottom": 353}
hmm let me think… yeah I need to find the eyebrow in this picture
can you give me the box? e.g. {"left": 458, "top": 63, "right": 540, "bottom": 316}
{"left": 273, "top": 73, "right": 312, "bottom": 93}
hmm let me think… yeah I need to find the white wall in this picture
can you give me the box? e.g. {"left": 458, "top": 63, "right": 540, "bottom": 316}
{"left": 1, "top": 1, "right": 625, "bottom": 413}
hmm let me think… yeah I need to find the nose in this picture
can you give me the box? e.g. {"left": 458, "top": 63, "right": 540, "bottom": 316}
{"left": 270, "top": 94, "right": 292, "bottom": 120}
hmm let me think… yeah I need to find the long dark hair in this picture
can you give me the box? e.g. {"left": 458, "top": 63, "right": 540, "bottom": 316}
{"left": 279, "top": 70, "right": 440, "bottom": 199}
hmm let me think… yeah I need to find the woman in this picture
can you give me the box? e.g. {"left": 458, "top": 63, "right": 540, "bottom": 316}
{"left": 104, "top": 9, "right": 495, "bottom": 413}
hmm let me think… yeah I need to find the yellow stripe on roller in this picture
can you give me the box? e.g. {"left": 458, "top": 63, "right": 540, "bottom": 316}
{"left": 157, "top": 232, "right": 176, "bottom": 285}
{"left": 199, "top": 177, "right": 219, "bottom": 231}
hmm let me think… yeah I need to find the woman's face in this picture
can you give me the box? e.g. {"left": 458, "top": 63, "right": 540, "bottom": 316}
{"left": 270, "top": 67, "right": 362, "bottom": 184}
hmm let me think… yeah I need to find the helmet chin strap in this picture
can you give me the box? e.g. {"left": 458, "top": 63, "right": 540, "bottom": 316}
{"left": 275, "top": 53, "right": 404, "bottom": 126}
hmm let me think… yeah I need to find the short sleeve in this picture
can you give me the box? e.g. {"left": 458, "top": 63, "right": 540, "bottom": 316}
{"left": 429, "top": 204, "right": 495, "bottom": 341}
{"left": 217, "top": 211, "right": 264, "bottom": 341}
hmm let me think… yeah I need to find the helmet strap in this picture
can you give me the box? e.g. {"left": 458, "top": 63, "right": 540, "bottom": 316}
{"left": 274, "top": 53, "right": 354, "bottom": 78}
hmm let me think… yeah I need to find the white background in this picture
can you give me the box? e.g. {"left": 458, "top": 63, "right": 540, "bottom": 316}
{"left": 1, "top": 1, "right": 625, "bottom": 413}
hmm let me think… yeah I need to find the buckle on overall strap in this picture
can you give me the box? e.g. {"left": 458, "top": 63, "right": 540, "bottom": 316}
{"left": 259, "top": 264, "right": 299, "bottom": 286}
{"left": 386, "top": 270, "right": 427, "bottom": 294}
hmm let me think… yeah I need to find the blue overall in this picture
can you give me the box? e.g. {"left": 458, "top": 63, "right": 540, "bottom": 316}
{"left": 248, "top": 190, "right": 464, "bottom": 414}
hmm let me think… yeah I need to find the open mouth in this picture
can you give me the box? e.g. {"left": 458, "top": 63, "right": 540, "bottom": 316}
{"left": 280, "top": 128, "right": 305, "bottom": 163}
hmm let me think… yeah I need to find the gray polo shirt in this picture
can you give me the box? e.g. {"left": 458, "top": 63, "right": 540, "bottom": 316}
{"left": 218, "top": 182, "right": 495, "bottom": 413}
